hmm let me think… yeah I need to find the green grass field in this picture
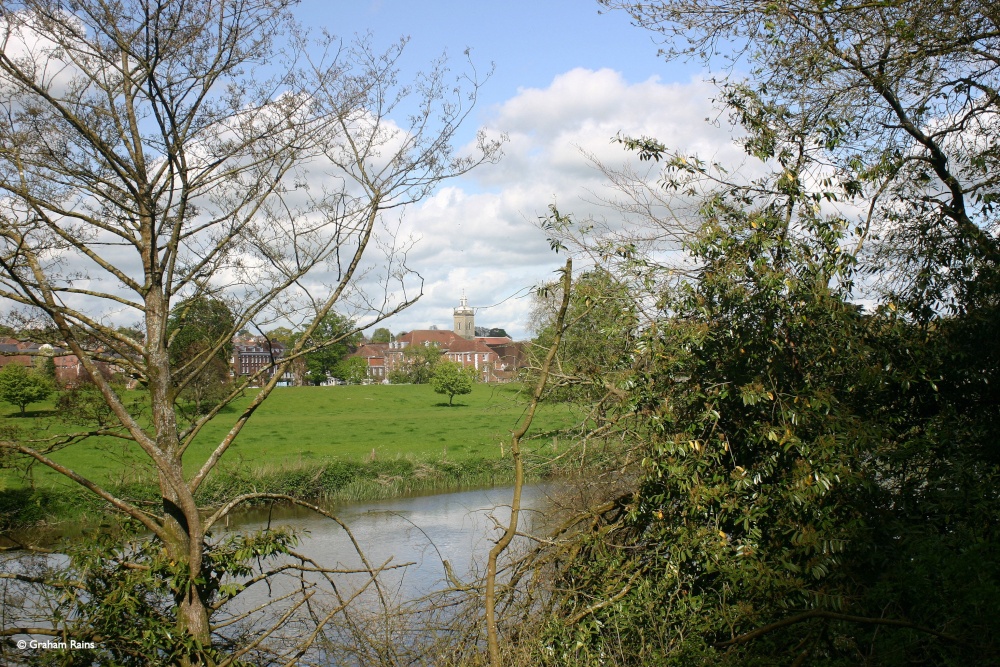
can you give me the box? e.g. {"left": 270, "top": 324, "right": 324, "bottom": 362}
{"left": 1, "top": 383, "right": 577, "bottom": 493}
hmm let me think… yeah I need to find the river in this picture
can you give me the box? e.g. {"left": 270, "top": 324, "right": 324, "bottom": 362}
{"left": 218, "top": 483, "right": 555, "bottom": 663}
{"left": 2, "top": 484, "right": 556, "bottom": 664}
{"left": 222, "top": 483, "right": 553, "bottom": 601}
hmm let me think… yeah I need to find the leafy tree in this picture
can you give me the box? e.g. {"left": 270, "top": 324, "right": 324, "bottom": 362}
{"left": 167, "top": 297, "right": 236, "bottom": 414}
{"left": 263, "top": 327, "right": 297, "bottom": 346}
{"left": 303, "top": 313, "right": 361, "bottom": 385}
{"left": 35, "top": 353, "right": 56, "bottom": 383}
{"left": 0, "top": 364, "right": 52, "bottom": 415}
{"left": 181, "top": 357, "right": 233, "bottom": 416}
{"left": 167, "top": 297, "right": 235, "bottom": 367}
{"left": 431, "top": 360, "right": 475, "bottom": 405}
{"left": 332, "top": 356, "right": 369, "bottom": 384}
{"left": 0, "top": 0, "right": 499, "bottom": 659}
{"left": 518, "top": 3, "right": 1000, "bottom": 662}
{"left": 533, "top": 153, "right": 1000, "bottom": 666}
{"left": 388, "top": 343, "right": 444, "bottom": 384}
{"left": 370, "top": 327, "right": 393, "bottom": 343}
{"left": 529, "top": 266, "right": 637, "bottom": 404}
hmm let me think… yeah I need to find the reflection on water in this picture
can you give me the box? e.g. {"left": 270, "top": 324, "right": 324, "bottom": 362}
{"left": 2, "top": 484, "right": 555, "bottom": 664}
{"left": 224, "top": 484, "right": 552, "bottom": 602}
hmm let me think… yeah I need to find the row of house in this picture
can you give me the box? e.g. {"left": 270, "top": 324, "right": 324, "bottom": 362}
{"left": 231, "top": 339, "right": 292, "bottom": 385}
{"left": 233, "top": 295, "right": 528, "bottom": 385}
{"left": 0, "top": 334, "right": 282, "bottom": 388}
{"left": 1, "top": 296, "right": 527, "bottom": 387}
{"left": 350, "top": 295, "right": 526, "bottom": 383}
{"left": 0, "top": 338, "right": 119, "bottom": 386}
{"left": 353, "top": 331, "right": 524, "bottom": 383}
{"left": 233, "top": 331, "right": 526, "bottom": 386}
{"left": 0, "top": 335, "right": 289, "bottom": 389}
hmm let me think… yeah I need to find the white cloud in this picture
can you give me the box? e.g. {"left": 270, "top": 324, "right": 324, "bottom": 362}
{"left": 381, "top": 68, "right": 742, "bottom": 339}
{"left": 1, "top": 64, "right": 744, "bottom": 342}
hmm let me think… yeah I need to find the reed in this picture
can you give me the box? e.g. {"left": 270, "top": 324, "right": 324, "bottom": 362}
{"left": 1, "top": 450, "right": 595, "bottom": 530}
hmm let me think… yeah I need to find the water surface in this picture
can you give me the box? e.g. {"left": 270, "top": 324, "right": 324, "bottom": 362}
{"left": 223, "top": 484, "right": 552, "bottom": 602}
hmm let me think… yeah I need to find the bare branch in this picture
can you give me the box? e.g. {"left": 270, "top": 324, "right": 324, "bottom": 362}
{"left": 486, "top": 257, "right": 573, "bottom": 667}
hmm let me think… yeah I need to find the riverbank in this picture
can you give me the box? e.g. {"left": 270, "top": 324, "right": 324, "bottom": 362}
{"left": 1, "top": 383, "right": 584, "bottom": 532}
{"left": 0, "top": 448, "right": 608, "bottom": 535}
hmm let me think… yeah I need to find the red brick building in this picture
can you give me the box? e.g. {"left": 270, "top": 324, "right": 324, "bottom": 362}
{"left": 349, "top": 295, "right": 527, "bottom": 382}
{"left": 0, "top": 338, "right": 119, "bottom": 387}
{"left": 232, "top": 340, "right": 293, "bottom": 386}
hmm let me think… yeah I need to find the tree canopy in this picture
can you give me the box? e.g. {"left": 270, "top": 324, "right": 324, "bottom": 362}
{"left": 0, "top": 364, "right": 51, "bottom": 415}
{"left": 504, "top": 2, "right": 1000, "bottom": 665}
{"left": 601, "top": 0, "right": 1000, "bottom": 317}
{"left": 389, "top": 343, "right": 444, "bottom": 384}
{"left": 370, "top": 327, "right": 393, "bottom": 344}
{"left": 529, "top": 265, "right": 637, "bottom": 403}
{"left": 431, "top": 360, "right": 475, "bottom": 405}
{"left": 302, "top": 313, "right": 361, "bottom": 386}
{"left": 332, "top": 356, "right": 369, "bottom": 384}
{"left": 166, "top": 297, "right": 236, "bottom": 413}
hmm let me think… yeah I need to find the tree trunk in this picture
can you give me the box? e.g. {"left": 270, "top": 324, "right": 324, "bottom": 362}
{"left": 148, "top": 290, "right": 213, "bottom": 655}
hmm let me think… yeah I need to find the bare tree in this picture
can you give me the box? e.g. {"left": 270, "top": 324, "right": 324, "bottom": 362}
{"left": 484, "top": 258, "right": 572, "bottom": 666}
{"left": 0, "top": 0, "right": 499, "bottom": 661}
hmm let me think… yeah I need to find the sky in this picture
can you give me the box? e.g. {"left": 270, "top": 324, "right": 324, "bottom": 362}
{"left": 289, "top": 1, "right": 745, "bottom": 339}
{"left": 0, "top": 1, "right": 750, "bottom": 341}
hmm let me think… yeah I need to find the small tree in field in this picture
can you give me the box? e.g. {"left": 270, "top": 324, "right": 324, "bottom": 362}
{"left": 0, "top": 364, "right": 51, "bottom": 415}
{"left": 432, "top": 360, "right": 475, "bottom": 405}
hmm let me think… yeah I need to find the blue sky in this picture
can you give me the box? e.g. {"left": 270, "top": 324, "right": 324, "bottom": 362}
{"left": 298, "top": 1, "right": 700, "bottom": 110}
{"left": 282, "top": 2, "right": 746, "bottom": 340}
{"left": 0, "top": 0, "right": 749, "bottom": 342}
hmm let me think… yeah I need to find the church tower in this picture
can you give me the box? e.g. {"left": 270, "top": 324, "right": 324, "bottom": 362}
{"left": 453, "top": 292, "right": 475, "bottom": 340}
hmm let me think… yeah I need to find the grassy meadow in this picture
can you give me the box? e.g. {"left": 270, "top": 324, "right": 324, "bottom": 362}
{"left": 184, "top": 383, "right": 568, "bottom": 469}
{"left": 0, "top": 383, "right": 581, "bottom": 526}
